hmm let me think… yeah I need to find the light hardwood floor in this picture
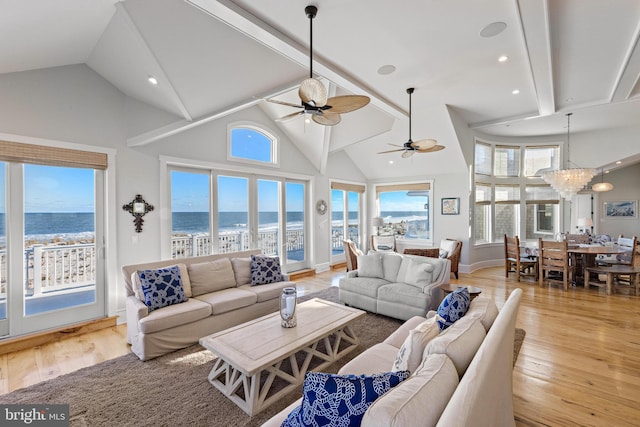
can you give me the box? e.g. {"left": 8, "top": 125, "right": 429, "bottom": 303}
{"left": 2, "top": 266, "right": 640, "bottom": 426}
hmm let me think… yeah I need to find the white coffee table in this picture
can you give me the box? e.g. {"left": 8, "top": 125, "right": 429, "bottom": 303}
{"left": 199, "top": 298, "right": 366, "bottom": 416}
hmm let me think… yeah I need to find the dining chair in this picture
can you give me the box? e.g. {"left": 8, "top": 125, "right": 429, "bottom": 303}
{"left": 342, "top": 240, "right": 363, "bottom": 272}
{"left": 504, "top": 235, "right": 538, "bottom": 281}
{"left": 538, "top": 238, "right": 571, "bottom": 291}
{"left": 565, "top": 233, "right": 589, "bottom": 281}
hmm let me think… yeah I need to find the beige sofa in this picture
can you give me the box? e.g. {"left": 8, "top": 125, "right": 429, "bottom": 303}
{"left": 339, "top": 252, "right": 451, "bottom": 321}
{"left": 121, "top": 249, "right": 295, "bottom": 361}
{"left": 262, "top": 288, "right": 523, "bottom": 427}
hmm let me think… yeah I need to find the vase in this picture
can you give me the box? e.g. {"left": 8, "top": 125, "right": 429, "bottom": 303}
{"left": 280, "top": 287, "right": 297, "bottom": 328}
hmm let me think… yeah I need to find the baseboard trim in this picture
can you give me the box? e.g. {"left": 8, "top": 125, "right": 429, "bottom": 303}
{"left": 315, "top": 262, "right": 331, "bottom": 273}
{"left": 0, "top": 316, "right": 118, "bottom": 356}
{"left": 463, "top": 260, "right": 504, "bottom": 274}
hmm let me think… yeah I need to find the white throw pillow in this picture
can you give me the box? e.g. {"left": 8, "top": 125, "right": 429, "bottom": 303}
{"left": 381, "top": 252, "right": 403, "bottom": 282}
{"left": 357, "top": 253, "right": 384, "bottom": 278}
{"left": 440, "top": 239, "right": 457, "bottom": 256}
{"left": 392, "top": 317, "right": 440, "bottom": 373}
{"left": 403, "top": 258, "right": 434, "bottom": 287}
{"left": 230, "top": 257, "right": 252, "bottom": 286}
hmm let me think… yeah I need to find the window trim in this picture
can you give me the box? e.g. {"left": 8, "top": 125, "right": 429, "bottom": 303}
{"left": 227, "top": 121, "right": 280, "bottom": 168}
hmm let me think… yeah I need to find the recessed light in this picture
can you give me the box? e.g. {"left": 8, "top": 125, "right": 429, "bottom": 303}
{"left": 605, "top": 170, "right": 610, "bottom": 174}
{"left": 480, "top": 22, "right": 507, "bottom": 38}
{"left": 616, "top": 160, "right": 622, "bottom": 165}
{"left": 498, "top": 55, "right": 508, "bottom": 62}
{"left": 147, "top": 75, "right": 158, "bottom": 86}
{"left": 377, "top": 65, "right": 396, "bottom": 75}
{"left": 305, "top": 117, "right": 311, "bottom": 124}
{"left": 512, "top": 89, "right": 520, "bottom": 95}
{"left": 389, "top": 160, "right": 394, "bottom": 164}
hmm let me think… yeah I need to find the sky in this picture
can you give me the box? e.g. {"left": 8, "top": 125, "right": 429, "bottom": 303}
{"left": 0, "top": 164, "right": 95, "bottom": 213}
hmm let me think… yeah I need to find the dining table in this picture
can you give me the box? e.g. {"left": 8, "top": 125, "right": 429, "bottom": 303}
{"left": 567, "top": 244, "right": 627, "bottom": 288}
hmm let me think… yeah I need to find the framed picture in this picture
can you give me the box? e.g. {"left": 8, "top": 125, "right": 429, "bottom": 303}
{"left": 441, "top": 197, "right": 460, "bottom": 215}
{"left": 604, "top": 200, "right": 637, "bottom": 219}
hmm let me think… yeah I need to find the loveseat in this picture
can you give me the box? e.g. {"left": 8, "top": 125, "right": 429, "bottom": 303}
{"left": 121, "top": 249, "right": 295, "bottom": 361}
{"left": 339, "top": 252, "right": 451, "bottom": 321}
{"left": 262, "top": 288, "right": 523, "bottom": 426}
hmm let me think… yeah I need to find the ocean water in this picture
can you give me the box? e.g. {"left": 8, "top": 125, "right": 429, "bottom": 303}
{"left": 0, "top": 210, "right": 428, "bottom": 240}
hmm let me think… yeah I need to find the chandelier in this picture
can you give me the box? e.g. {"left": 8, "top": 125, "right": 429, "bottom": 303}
{"left": 542, "top": 113, "right": 595, "bottom": 199}
{"left": 592, "top": 167, "right": 614, "bottom": 192}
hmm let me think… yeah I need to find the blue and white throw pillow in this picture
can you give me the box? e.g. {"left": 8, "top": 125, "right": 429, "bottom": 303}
{"left": 436, "top": 287, "right": 470, "bottom": 330}
{"left": 250, "top": 255, "right": 283, "bottom": 285}
{"left": 282, "top": 371, "right": 410, "bottom": 427}
{"left": 137, "top": 265, "right": 187, "bottom": 312}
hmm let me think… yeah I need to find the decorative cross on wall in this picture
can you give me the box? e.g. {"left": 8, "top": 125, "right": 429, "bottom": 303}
{"left": 123, "top": 194, "right": 154, "bottom": 233}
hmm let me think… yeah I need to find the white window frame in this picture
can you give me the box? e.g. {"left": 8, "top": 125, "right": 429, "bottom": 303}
{"left": 227, "top": 121, "right": 280, "bottom": 168}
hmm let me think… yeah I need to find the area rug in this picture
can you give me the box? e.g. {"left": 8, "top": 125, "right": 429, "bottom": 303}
{"left": 0, "top": 287, "right": 525, "bottom": 427}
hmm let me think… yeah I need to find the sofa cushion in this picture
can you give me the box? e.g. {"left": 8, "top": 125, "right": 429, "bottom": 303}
{"left": 188, "top": 258, "right": 236, "bottom": 296}
{"left": 357, "top": 253, "right": 384, "bottom": 278}
{"left": 466, "top": 296, "right": 499, "bottom": 332}
{"left": 340, "top": 277, "right": 390, "bottom": 299}
{"left": 339, "top": 343, "right": 400, "bottom": 376}
{"left": 397, "top": 255, "right": 444, "bottom": 284}
{"left": 381, "top": 252, "right": 403, "bottom": 282}
{"left": 404, "top": 258, "right": 434, "bottom": 287}
{"left": 239, "top": 281, "right": 295, "bottom": 303}
{"left": 392, "top": 317, "right": 440, "bottom": 373}
{"left": 282, "top": 370, "right": 410, "bottom": 427}
{"left": 231, "top": 257, "right": 252, "bottom": 286}
{"left": 137, "top": 265, "right": 188, "bottom": 312}
{"left": 138, "top": 298, "right": 212, "bottom": 334}
{"left": 194, "top": 288, "right": 257, "bottom": 315}
{"left": 377, "top": 283, "right": 430, "bottom": 309}
{"left": 436, "top": 287, "right": 470, "bottom": 330}
{"left": 251, "top": 255, "right": 283, "bottom": 285}
{"left": 132, "top": 263, "right": 191, "bottom": 302}
{"left": 425, "top": 315, "right": 486, "bottom": 377}
{"left": 363, "top": 354, "right": 459, "bottom": 427}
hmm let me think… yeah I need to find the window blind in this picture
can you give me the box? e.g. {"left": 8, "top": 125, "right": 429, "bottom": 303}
{"left": 0, "top": 140, "right": 108, "bottom": 170}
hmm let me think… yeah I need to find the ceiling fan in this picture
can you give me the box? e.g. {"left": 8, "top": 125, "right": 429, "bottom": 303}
{"left": 378, "top": 88, "right": 445, "bottom": 158}
{"left": 265, "top": 5, "right": 370, "bottom": 126}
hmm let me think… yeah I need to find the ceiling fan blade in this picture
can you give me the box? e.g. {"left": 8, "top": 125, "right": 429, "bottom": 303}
{"left": 388, "top": 143, "right": 405, "bottom": 148}
{"left": 276, "top": 111, "right": 304, "bottom": 122}
{"left": 299, "top": 78, "right": 328, "bottom": 107}
{"left": 377, "top": 148, "right": 405, "bottom": 154}
{"left": 416, "top": 145, "right": 445, "bottom": 153}
{"left": 325, "top": 95, "right": 370, "bottom": 114}
{"left": 265, "top": 98, "right": 303, "bottom": 108}
{"left": 401, "top": 150, "right": 415, "bottom": 158}
{"left": 411, "top": 138, "right": 437, "bottom": 150}
{"left": 312, "top": 111, "right": 341, "bottom": 126}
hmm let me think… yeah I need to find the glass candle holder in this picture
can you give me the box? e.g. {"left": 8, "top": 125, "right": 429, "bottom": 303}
{"left": 280, "top": 287, "right": 297, "bottom": 328}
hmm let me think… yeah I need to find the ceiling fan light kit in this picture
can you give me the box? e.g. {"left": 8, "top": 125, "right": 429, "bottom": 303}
{"left": 378, "top": 87, "right": 443, "bottom": 158}
{"left": 265, "top": 5, "right": 370, "bottom": 126}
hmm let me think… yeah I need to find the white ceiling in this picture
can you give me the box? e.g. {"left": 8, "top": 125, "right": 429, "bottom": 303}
{"left": 2, "top": 0, "right": 640, "bottom": 179}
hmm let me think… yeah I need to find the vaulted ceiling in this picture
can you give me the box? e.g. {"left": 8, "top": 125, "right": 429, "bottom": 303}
{"left": 2, "top": 0, "right": 640, "bottom": 179}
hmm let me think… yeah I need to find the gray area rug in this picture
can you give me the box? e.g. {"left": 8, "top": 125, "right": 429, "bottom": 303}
{"left": 0, "top": 287, "right": 525, "bottom": 427}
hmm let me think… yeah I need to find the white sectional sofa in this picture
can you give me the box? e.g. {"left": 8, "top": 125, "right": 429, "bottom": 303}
{"left": 262, "top": 288, "right": 523, "bottom": 427}
{"left": 121, "top": 249, "right": 295, "bottom": 361}
{"left": 339, "top": 252, "right": 451, "bottom": 320}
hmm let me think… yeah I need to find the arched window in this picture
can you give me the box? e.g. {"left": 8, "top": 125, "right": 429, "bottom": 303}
{"left": 228, "top": 124, "right": 278, "bottom": 166}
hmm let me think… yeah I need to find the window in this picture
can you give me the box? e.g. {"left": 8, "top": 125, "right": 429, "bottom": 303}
{"left": 474, "top": 139, "right": 559, "bottom": 244}
{"left": 376, "top": 183, "right": 431, "bottom": 241}
{"left": 330, "top": 182, "right": 365, "bottom": 260}
{"left": 228, "top": 124, "right": 277, "bottom": 165}
{"left": 170, "top": 170, "right": 211, "bottom": 258}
